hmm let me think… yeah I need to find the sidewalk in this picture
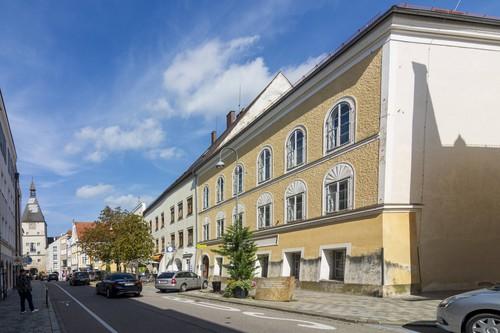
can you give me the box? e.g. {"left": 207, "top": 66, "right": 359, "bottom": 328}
{"left": 181, "top": 288, "right": 445, "bottom": 326}
{"left": 0, "top": 280, "right": 60, "bottom": 333}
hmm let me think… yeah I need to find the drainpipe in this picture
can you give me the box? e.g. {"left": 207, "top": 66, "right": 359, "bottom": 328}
{"left": 193, "top": 170, "right": 198, "bottom": 275}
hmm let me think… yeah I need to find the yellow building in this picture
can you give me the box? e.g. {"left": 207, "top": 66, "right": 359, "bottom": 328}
{"left": 192, "top": 6, "right": 500, "bottom": 296}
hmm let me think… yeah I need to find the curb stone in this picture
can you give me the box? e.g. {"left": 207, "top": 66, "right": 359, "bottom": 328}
{"left": 181, "top": 292, "right": 437, "bottom": 327}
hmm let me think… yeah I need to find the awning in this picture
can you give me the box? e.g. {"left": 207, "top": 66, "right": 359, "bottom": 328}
{"left": 151, "top": 253, "right": 163, "bottom": 262}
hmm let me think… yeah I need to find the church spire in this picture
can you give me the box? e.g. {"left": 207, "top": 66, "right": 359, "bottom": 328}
{"left": 30, "top": 178, "right": 36, "bottom": 198}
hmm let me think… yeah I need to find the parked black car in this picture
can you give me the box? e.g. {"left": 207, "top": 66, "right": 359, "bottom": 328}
{"left": 95, "top": 273, "right": 142, "bottom": 298}
{"left": 48, "top": 273, "right": 59, "bottom": 281}
{"left": 69, "top": 271, "right": 90, "bottom": 286}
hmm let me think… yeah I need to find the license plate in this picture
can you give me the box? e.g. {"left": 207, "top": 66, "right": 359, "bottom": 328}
{"left": 124, "top": 283, "right": 135, "bottom": 286}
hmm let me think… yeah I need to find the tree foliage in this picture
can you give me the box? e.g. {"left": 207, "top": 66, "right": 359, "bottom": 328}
{"left": 78, "top": 206, "right": 154, "bottom": 272}
{"left": 213, "top": 223, "right": 257, "bottom": 282}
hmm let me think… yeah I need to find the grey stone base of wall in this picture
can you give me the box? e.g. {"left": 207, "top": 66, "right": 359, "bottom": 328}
{"left": 299, "top": 281, "right": 420, "bottom": 297}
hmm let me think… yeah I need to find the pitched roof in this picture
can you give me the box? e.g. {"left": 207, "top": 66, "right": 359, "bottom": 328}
{"left": 21, "top": 197, "right": 46, "bottom": 223}
{"left": 74, "top": 222, "right": 95, "bottom": 238}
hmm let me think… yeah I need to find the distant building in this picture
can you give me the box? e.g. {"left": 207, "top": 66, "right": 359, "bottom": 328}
{"left": 46, "top": 231, "right": 71, "bottom": 279}
{"left": 21, "top": 180, "right": 47, "bottom": 274}
{"left": 131, "top": 201, "right": 146, "bottom": 216}
{"left": 0, "top": 90, "right": 21, "bottom": 296}
{"left": 69, "top": 221, "right": 96, "bottom": 272}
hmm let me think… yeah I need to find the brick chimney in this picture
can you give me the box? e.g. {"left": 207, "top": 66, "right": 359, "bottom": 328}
{"left": 226, "top": 110, "right": 236, "bottom": 129}
{"left": 211, "top": 130, "right": 217, "bottom": 145}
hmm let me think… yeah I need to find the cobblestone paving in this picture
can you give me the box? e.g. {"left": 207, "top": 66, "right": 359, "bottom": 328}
{"left": 0, "top": 281, "right": 60, "bottom": 333}
{"left": 182, "top": 288, "right": 447, "bottom": 325}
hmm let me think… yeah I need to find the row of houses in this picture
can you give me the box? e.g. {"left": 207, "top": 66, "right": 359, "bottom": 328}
{"left": 143, "top": 5, "right": 500, "bottom": 297}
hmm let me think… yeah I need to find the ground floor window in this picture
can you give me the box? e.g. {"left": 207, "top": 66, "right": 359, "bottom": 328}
{"left": 321, "top": 248, "right": 346, "bottom": 281}
{"left": 283, "top": 251, "right": 301, "bottom": 280}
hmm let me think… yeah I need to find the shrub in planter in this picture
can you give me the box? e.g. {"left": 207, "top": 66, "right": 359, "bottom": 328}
{"left": 223, "top": 279, "right": 252, "bottom": 298}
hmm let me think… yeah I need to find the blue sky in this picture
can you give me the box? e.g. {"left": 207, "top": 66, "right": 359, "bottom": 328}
{"left": 1, "top": 0, "right": 499, "bottom": 236}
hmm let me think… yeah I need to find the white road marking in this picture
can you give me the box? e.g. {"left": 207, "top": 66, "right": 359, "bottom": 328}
{"left": 243, "top": 312, "right": 336, "bottom": 330}
{"left": 163, "top": 295, "right": 336, "bottom": 330}
{"left": 52, "top": 284, "right": 118, "bottom": 333}
{"left": 162, "top": 296, "right": 240, "bottom": 311}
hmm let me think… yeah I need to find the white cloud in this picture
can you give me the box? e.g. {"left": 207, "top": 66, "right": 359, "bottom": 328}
{"left": 145, "top": 97, "right": 175, "bottom": 118}
{"left": 67, "top": 118, "right": 166, "bottom": 162}
{"left": 153, "top": 36, "right": 326, "bottom": 119}
{"left": 76, "top": 184, "right": 114, "bottom": 199}
{"left": 282, "top": 54, "right": 327, "bottom": 84}
{"left": 104, "top": 194, "right": 153, "bottom": 210}
{"left": 146, "top": 147, "right": 184, "bottom": 160}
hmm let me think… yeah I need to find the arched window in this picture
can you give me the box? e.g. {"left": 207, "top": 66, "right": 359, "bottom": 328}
{"left": 325, "top": 99, "right": 354, "bottom": 152}
{"left": 203, "top": 186, "right": 209, "bottom": 209}
{"left": 257, "top": 192, "right": 273, "bottom": 229}
{"left": 232, "top": 204, "right": 245, "bottom": 227}
{"left": 324, "top": 163, "right": 354, "bottom": 213}
{"left": 285, "top": 180, "right": 307, "bottom": 223}
{"left": 216, "top": 176, "right": 224, "bottom": 203}
{"left": 233, "top": 165, "right": 244, "bottom": 195}
{"left": 286, "top": 128, "right": 305, "bottom": 170}
{"left": 258, "top": 148, "right": 272, "bottom": 183}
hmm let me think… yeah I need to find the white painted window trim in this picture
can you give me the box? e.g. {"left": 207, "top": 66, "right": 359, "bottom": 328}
{"left": 232, "top": 204, "right": 245, "bottom": 226}
{"left": 215, "top": 175, "right": 225, "bottom": 204}
{"left": 284, "top": 126, "right": 307, "bottom": 173}
{"left": 255, "top": 250, "right": 272, "bottom": 278}
{"left": 256, "top": 145, "right": 274, "bottom": 185}
{"left": 256, "top": 192, "right": 273, "bottom": 230}
{"left": 232, "top": 163, "right": 245, "bottom": 197}
{"left": 284, "top": 179, "right": 308, "bottom": 223}
{"left": 202, "top": 185, "right": 209, "bottom": 210}
{"left": 214, "top": 256, "right": 224, "bottom": 276}
{"left": 322, "top": 163, "right": 355, "bottom": 214}
{"left": 318, "top": 243, "right": 351, "bottom": 281}
{"left": 323, "top": 96, "right": 357, "bottom": 156}
{"left": 281, "top": 247, "right": 304, "bottom": 277}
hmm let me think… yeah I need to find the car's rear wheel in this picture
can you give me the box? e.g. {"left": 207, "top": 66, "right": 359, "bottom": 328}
{"left": 106, "top": 288, "right": 113, "bottom": 298}
{"left": 180, "top": 283, "right": 187, "bottom": 292}
{"left": 466, "top": 313, "right": 500, "bottom": 333}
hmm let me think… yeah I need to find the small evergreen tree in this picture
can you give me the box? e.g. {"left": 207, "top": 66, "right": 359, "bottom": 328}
{"left": 213, "top": 223, "right": 257, "bottom": 295}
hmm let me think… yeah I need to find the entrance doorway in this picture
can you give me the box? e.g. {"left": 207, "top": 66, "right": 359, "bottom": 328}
{"left": 257, "top": 255, "right": 269, "bottom": 278}
{"left": 291, "top": 253, "right": 301, "bottom": 279}
{"left": 202, "top": 256, "right": 209, "bottom": 279}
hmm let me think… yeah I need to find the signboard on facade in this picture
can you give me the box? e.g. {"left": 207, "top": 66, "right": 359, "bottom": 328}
{"left": 196, "top": 244, "right": 207, "bottom": 249}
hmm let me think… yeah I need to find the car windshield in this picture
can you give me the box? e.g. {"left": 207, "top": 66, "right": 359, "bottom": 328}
{"left": 158, "top": 272, "right": 175, "bottom": 279}
{"left": 110, "top": 274, "right": 135, "bottom": 281}
{"left": 75, "top": 272, "right": 89, "bottom": 278}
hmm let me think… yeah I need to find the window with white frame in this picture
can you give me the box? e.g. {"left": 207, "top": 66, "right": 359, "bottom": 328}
{"left": 233, "top": 165, "right": 243, "bottom": 195}
{"left": 203, "top": 223, "right": 210, "bottom": 241}
{"left": 203, "top": 186, "right": 209, "bottom": 209}
{"left": 285, "top": 180, "right": 306, "bottom": 223}
{"left": 286, "top": 128, "right": 305, "bottom": 170}
{"left": 257, "top": 193, "right": 272, "bottom": 229}
{"left": 325, "top": 100, "right": 354, "bottom": 152}
{"left": 324, "top": 163, "right": 353, "bottom": 213}
{"left": 232, "top": 204, "right": 244, "bottom": 227}
{"left": 257, "top": 148, "right": 272, "bottom": 183}
{"left": 216, "top": 176, "right": 224, "bottom": 203}
{"left": 216, "top": 218, "right": 224, "bottom": 238}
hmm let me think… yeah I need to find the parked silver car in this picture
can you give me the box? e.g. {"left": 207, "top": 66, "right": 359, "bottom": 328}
{"left": 437, "top": 285, "right": 500, "bottom": 333}
{"left": 155, "top": 271, "right": 208, "bottom": 292}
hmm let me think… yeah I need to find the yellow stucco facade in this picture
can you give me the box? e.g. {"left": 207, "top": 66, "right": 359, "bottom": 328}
{"left": 195, "top": 49, "right": 419, "bottom": 296}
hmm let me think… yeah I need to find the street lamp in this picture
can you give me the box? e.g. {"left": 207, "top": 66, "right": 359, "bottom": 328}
{"left": 215, "top": 147, "right": 240, "bottom": 226}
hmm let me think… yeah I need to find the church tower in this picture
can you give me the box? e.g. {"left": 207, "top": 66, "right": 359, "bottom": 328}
{"left": 21, "top": 180, "right": 48, "bottom": 274}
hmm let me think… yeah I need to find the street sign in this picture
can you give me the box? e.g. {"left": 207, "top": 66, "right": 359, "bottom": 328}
{"left": 165, "top": 246, "right": 176, "bottom": 253}
{"left": 196, "top": 244, "right": 207, "bottom": 249}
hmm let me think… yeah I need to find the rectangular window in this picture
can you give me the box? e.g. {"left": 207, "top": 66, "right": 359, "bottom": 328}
{"left": 161, "top": 237, "right": 165, "bottom": 253}
{"left": 170, "top": 206, "right": 175, "bottom": 223}
{"left": 150, "top": 221, "right": 152, "bottom": 233}
{"left": 203, "top": 224, "right": 209, "bottom": 241}
{"left": 326, "top": 179, "right": 349, "bottom": 213}
{"left": 53, "top": 254, "right": 57, "bottom": 260}
{"left": 155, "top": 217, "right": 159, "bottom": 231}
{"left": 170, "top": 233, "right": 175, "bottom": 248}
{"left": 286, "top": 193, "right": 304, "bottom": 223}
{"left": 187, "top": 197, "right": 193, "bottom": 216}
{"left": 233, "top": 212, "right": 243, "bottom": 227}
{"left": 178, "top": 202, "right": 183, "bottom": 220}
{"left": 330, "top": 249, "right": 346, "bottom": 281}
{"left": 178, "top": 231, "right": 184, "bottom": 248}
{"left": 216, "top": 219, "right": 224, "bottom": 238}
{"left": 258, "top": 204, "right": 271, "bottom": 229}
{"left": 30, "top": 243, "right": 36, "bottom": 253}
{"left": 187, "top": 228, "right": 193, "bottom": 247}
{"left": 161, "top": 212, "right": 165, "bottom": 228}
{"left": 29, "top": 223, "right": 36, "bottom": 230}
{"left": 155, "top": 239, "right": 159, "bottom": 253}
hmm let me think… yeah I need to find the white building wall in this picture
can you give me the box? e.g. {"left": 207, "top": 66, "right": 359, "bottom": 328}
{"left": 380, "top": 16, "right": 500, "bottom": 291}
{"left": 145, "top": 177, "right": 197, "bottom": 274}
{"left": 22, "top": 221, "right": 47, "bottom": 272}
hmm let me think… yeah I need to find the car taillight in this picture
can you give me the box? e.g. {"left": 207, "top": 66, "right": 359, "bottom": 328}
{"left": 171, "top": 278, "right": 176, "bottom": 285}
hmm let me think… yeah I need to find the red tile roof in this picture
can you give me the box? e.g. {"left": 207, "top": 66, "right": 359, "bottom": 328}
{"left": 74, "top": 222, "right": 95, "bottom": 238}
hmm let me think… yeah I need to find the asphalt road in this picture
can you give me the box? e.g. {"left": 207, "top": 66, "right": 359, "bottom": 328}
{"left": 46, "top": 281, "right": 447, "bottom": 333}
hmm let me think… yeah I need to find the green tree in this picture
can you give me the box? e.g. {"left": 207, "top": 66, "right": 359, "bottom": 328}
{"left": 213, "top": 223, "right": 257, "bottom": 295}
